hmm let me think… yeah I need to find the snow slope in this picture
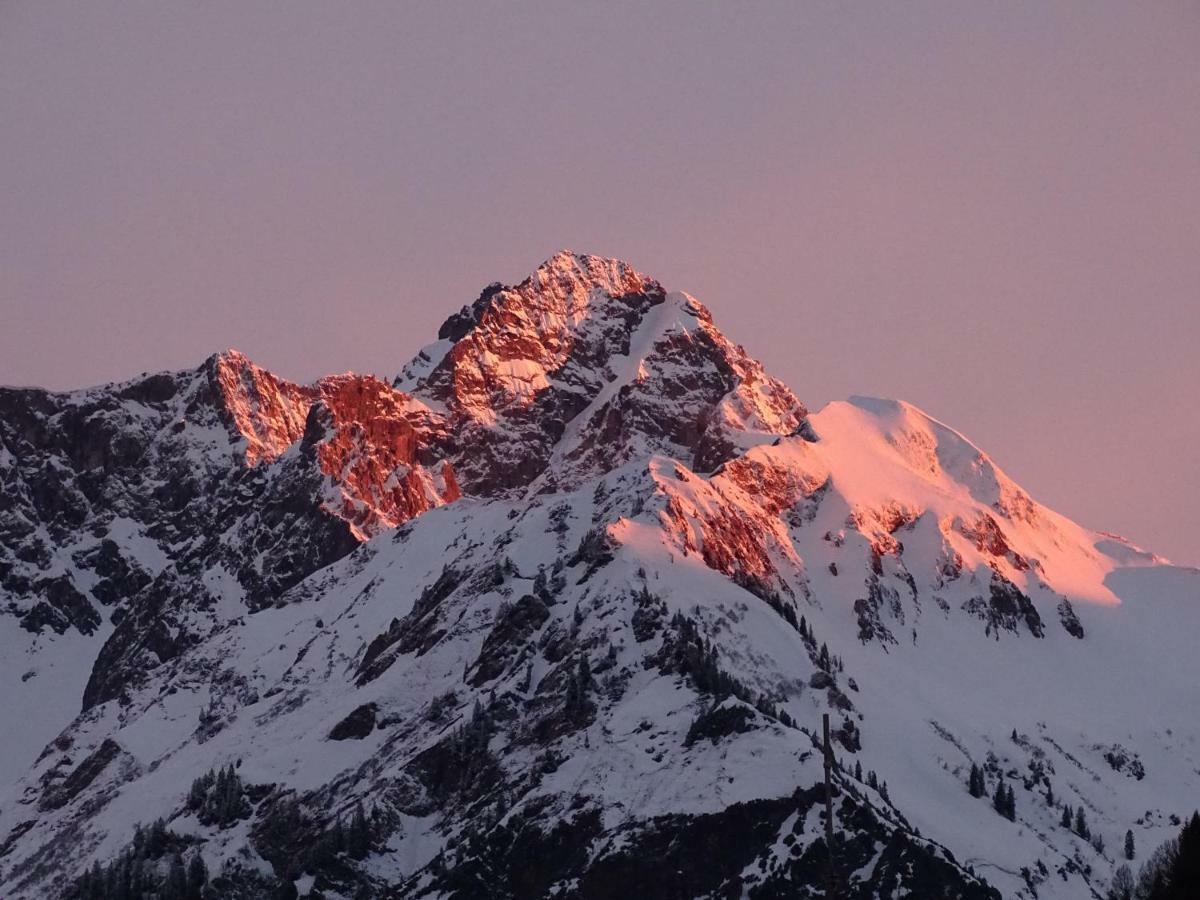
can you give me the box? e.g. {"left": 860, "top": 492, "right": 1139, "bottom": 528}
{"left": 0, "top": 252, "right": 1196, "bottom": 900}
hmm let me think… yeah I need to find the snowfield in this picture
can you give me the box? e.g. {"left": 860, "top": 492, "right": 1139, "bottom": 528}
{"left": 0, "top": 251, "right": 1196, "bottom": 899}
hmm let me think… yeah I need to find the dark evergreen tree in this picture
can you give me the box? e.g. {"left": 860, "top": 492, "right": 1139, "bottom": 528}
{"left": 1107, "top": 863, "right": 1134, "bottom": 900}
{"left": 1062, "top": 805, "right": 1073, "bottom": 829}
{"left": 1132, "top": 834, "right": 1178, "bottom": 900}
{"left": 164, "top": 853, "right": 187, "bottom": 900}
{"left": 818, "top": 642, "right": 831, "bottom": 672}
{"left": 1076, "top": 806, "right": 1091, "bottom": 839}
{"left": 347, "top": 801, "right": 371, "bottom": 861}
{"left": 189, "top": 764, "right": 249, "bottom": 827}
{"left": 1125, "top": 829, "right": 1136, "bottom": 861}
{"left": 854, "top": 760, "right": 863, "bottom": 782}
{"left": 187, "top": 770, "right": 213, "bottom": 811}
{"left": 578, "top": 653, "right": 593, "bottom": 693}
{"left": 993, "top": 777, "right": 1007, "bottom": 816}
{"left": 563, "top": 653, "right": 596, "bottom": 723}
{"left": 147, "top": 818, "right": 169, "bottom": 857}
{"left": 1166, "top": 811, "right": 1200, "bottom": 899}
{"left": 968, "top": 763, "right": 986, "bottom": 798}
{"left": 186, "top": 851, "right": 208, "bottom": 897}
{"left": 85, "top": 861, "right": 103, "bottom": 899}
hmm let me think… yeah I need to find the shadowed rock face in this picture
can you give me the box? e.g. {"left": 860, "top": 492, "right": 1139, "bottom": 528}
{"left": 1, "top": 353, "right": 461, "bottom": 714}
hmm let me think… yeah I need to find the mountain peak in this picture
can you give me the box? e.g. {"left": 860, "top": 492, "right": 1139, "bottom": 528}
{"left": 402, "top": 253, "right": 804, "bottom": 494}
{"left": 4, "top": 254, "right": 1197, "bottom": 900}
{"left": 435, "top": 251, "right": 661, "bottom": 345}
{"left": 206, "top": 348, "right": 314, "bottom": 465}
{"left": 833, "top": 395, "right": 1036, "bottom": 522}
{"left": 207, "top": 346, "right": 252, "bottom": 367}
{"left": 527, "top": 249, "right": 658, "bottom": 298}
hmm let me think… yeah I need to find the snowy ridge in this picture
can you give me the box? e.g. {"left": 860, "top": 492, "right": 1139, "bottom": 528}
{"left": 0, "top": 252, "right": 1196, "bottom": 900}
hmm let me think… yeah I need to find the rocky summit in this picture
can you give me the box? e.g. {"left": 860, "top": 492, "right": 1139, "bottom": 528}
{"left": 1, "top": 252, "right": 1197, "bottom": 900}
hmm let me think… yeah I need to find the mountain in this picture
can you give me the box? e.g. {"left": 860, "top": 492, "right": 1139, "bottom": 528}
{"left": 0, "top": 251, "right": 1196, "bottom": 900}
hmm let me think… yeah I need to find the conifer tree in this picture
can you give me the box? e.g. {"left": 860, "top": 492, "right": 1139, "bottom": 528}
{"left": 1075, "top": 806, "right": 1090, "bottom": 839}
{"left": 968, "top": 763, "right": 986, "bottom": 798}
{"left": 164, "top": 853, "right": 187, "bottom": 900}
{"left": 1168, "top": 811, "right": 1200, "bottom": 896}
{"left": 1107, "top": 863, "right": 1134, "bottom": 900}
{"left": 578, "top": 653, "right": 593, "bottom": 693}
{"left": 1125, "top": 828, "right": 1136, "bottom": 861}
{"left": 187, "top": 851, "right": 209, "bottom": 896}
{"left": 83, "top": 861, "right": 102, "bottom": 900}
{"left": 148, "top": 818, "right": 168, "bottom": 857}
{"left": 347, "top": 801, "right": 371, "bottom": 861}
{"left": 1062, "top": 805, "right": 1073, "bottom": 829}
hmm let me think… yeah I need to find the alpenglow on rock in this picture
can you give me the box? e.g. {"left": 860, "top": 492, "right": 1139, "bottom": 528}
{"left": 0, "top": 252, "right": 1197, "bottom": 900}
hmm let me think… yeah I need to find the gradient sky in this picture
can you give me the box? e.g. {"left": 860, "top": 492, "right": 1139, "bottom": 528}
{"left": 2, "top": 2, "right": 1197, "bottom": 564}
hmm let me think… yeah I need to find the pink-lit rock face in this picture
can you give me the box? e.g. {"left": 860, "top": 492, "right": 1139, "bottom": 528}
{"left": 210, "top": 349, "right": 314, "bottom": 466}
{"left": 209, "top": 354, "right": 458, "bottom": 538}
{"left": 305, "top": 375, "right": 460, "bottom": 538}
{"left": 185, "top": 252, "right": 812, "bottom": 577}
{"left": 403, "top": 251, "right": 807, "bottom": 494}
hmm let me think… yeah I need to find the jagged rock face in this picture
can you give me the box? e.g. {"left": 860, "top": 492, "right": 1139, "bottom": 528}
{"left": 409, "top": 253, "right": 669, "bottom": 493}
{"left": 0, "top": 355, "right": 455, "bottom": 637}
{"left": 1, "top": 361, "right": 247, "bottom": 640}
{"left": 557, "top": 291, "right": 807, "bottom": 488}
{"left": 305, "top": 375, "right": 459, "bottom": 539}
{"left": 210, "top": 350, "right": 315, "bottom": 465}
{"left": 403, "top": 251, "right": 806, "bottom": 494}
{"left": 0, "top": 354, "right": 459, "bottom": 719}
{"left": 2, "top": 252, "right": 1199, "bottom": 900}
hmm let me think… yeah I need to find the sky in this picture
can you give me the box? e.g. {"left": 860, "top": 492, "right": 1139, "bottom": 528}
{"left": 1, "top": 2, "right": 1197, "bottom": 564}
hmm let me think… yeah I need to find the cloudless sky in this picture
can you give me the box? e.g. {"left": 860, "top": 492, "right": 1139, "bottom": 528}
{"left": 2, "top": 2, "right": 1197, "bottom": 564}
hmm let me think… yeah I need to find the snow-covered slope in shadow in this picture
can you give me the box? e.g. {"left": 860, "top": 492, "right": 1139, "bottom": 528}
{"left": 0, "top": 252, "right": 1195, "bottom": 900}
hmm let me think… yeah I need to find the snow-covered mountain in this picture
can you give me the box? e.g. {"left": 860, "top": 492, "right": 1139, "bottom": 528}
{"left": 1, "top": 251, "right": 1196, "bottom": 900}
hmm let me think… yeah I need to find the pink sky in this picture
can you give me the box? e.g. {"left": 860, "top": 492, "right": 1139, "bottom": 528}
{"left": 2, "top": 2, "right": 1197, "bottom": 564}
